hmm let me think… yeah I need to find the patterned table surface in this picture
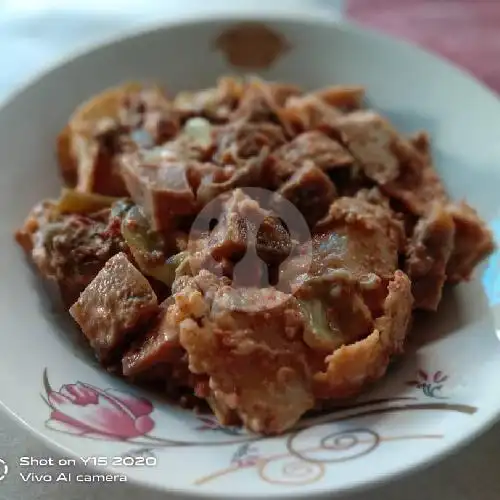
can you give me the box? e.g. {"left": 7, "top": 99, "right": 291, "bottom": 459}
{"left": 1, "top": 1, "right": 500, "bottom": 499}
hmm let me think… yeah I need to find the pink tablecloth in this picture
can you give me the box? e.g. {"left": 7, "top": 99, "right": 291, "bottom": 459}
{"left": 349, "top": 0, "right": 500, "bottom": 92}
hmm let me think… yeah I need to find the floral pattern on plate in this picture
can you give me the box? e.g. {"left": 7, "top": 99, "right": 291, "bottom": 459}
{"left": 41, "top": 368, "right": 477, "bottom": 486}
{"left": 406, "top": 370, "right": 449, "bottom": 399}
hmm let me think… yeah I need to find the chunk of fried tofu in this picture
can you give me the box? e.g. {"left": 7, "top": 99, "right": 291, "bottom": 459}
{"left": 70, "top": 253, "right": 159, "bottom": 361}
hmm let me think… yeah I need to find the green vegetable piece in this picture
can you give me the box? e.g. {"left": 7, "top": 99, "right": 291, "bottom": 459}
{"left": 298, "top": 298, "right": 344, "bottom": 352}
{"left": 55, "top": 188, "right": 123, "bottom": 214}
{"left": 121, "top": 205, "right": 189, "bottom": 286}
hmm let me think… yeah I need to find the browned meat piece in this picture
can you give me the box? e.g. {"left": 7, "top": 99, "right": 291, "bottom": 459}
{"left": 385, "top": 133, "right": 494, "bottom": 282}
{"left": 314, "top": 196, "right": 405, "bottom": 281}
{"left": 15, "top": 200, "right": 57, "bottom": 253}
{"left": 122, "top": 299, "right": 182, "bottom": 376}
{"left": 58, "top": 83, "right": 179, "bottom": 196}
{"left": 213, "top": 121, "right": 286, "bottom": 164}
{"left": 17, "top": 206, "right": 126, "bottom": 299}
{"left": 173, "top": 76, "right": 244, "bottom": 122}
{"left": 66, "top": 121, "right": 132, "bottom": 196}
{"left": 263, "top": 158, "right": 297, "bottom": 189}
{"left": 445, "top": 202, "right": 495, "bottom": 282}
{"left": 332, "top": 110, "right": 424, "bottom": 185}
{"left": 119, "top": 86, "right": 179, "bottom": 144}
{"left": 121, "top": 153, "right": 197, "bottom": 232}
{"left": 261, "top": 80, "right": 303, "bottom": 107}
{"left": 187, "top": 162, "right": 235, "bottom": 196}
{"left": 232, "top": 78, "right": 301, "bottom": 122}
{"left": 134, "top": 132, "right": 212, "bottom": 165}
{"left": 382, "top": 157, "right": 448, "bottom": 217}
{"left": 355, "top": 187, "right": 391, "bottom": 208}
{"left": 231, "top": 78, "right": 302, "bottom": 137}
{"left": 273, "top": 131, "right": 354, "bottom": 172}
{"left": 195, "top": 151, "right": 269, "bottom": 205}
{"left": 281, "top": 197, "right": 405, "bottom": 329}
{"left": 314, "top": 85, "right": 365, "bottom": 111}
{"left": 329, "top": 112, "right": 449, "bottom": 218}
{"left": 127, "top": 354, "right": 200, "bottom": 404}
{"left": 405, "top": 204, "right": 455, "bottom": 310}
{"left": 314, "top": 270, "right": 412, "bottom": 399}
{"left": 173, "top": 271, "right": 315, "bottom": 434}
{"left": 70, "top": 253, "right": 159, "bottom": 362}
{"left": 282, "top": 93, "right": 343, "bottom": 133}
{"left": 358, "top": 183, "right": 418, "bottom": 239}
{"left": 277, "top": 161, "right": 337, "bottom": 227}
{"left": 327, "top": 163, "right": 372, "bottom": 198}
{"left": 277, "top": 86, "right": 364, "bottom": 135}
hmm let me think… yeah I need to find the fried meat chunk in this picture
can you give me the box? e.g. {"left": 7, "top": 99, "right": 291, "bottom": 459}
{"left": 70, "top": 253, "right": 159, "bottom": 362}
{"left": 314, "top": 196, "right": 405, "bottom": 281}
{"left": 16, "top": 203, "right": 126, "bottom": 300}
{"left": 273, "top": 131, "right": 353, "bottom": 172}
{"left": 445, "top": 202, "right": 495, "bottom": 282}
{"left": 314, "top": 271, "right": 412, "bottom": 398}
{"left": 277, "top": 161, "right": 337, "bottom": 227}
{"left": 58, "top": 83, "right": 179, "bottom": 196}
{"left": 405, "top": 204, "right": 455, "bottom": 310}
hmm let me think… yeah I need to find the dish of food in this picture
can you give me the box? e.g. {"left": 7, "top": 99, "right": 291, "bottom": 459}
{"left": 15, "top": 75, "right": 495, "bottom": 435}
{"left": 2, "top": 10, "right": 500, "bottom": 497}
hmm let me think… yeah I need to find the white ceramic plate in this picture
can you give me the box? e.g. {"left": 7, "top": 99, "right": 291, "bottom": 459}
{"left": 1, "top": 9, "right": 500, "bottom": 499}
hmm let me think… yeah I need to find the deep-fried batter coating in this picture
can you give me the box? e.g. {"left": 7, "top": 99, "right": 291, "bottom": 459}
{"left": 173, "top": 271, "right": 315, "bottom": 434}
{"left": 313, "top": 271, "right": 413, "bottom": 399}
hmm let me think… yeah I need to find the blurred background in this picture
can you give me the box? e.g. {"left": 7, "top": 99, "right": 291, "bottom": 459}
{"left": 0, "top": 0, "right": 499, "bottom": 98}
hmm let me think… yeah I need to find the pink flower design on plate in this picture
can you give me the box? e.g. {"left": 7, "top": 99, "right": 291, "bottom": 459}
{"left": 407, "top": 370, "right": 448, "bottom": 399}
{"left": 42, "top": 369, "right": 155, "bottom": 441}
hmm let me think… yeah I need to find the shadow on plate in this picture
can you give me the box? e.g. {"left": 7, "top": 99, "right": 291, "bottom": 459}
{"left": 26, "top": 258, "right": 98, "bottom": 367}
